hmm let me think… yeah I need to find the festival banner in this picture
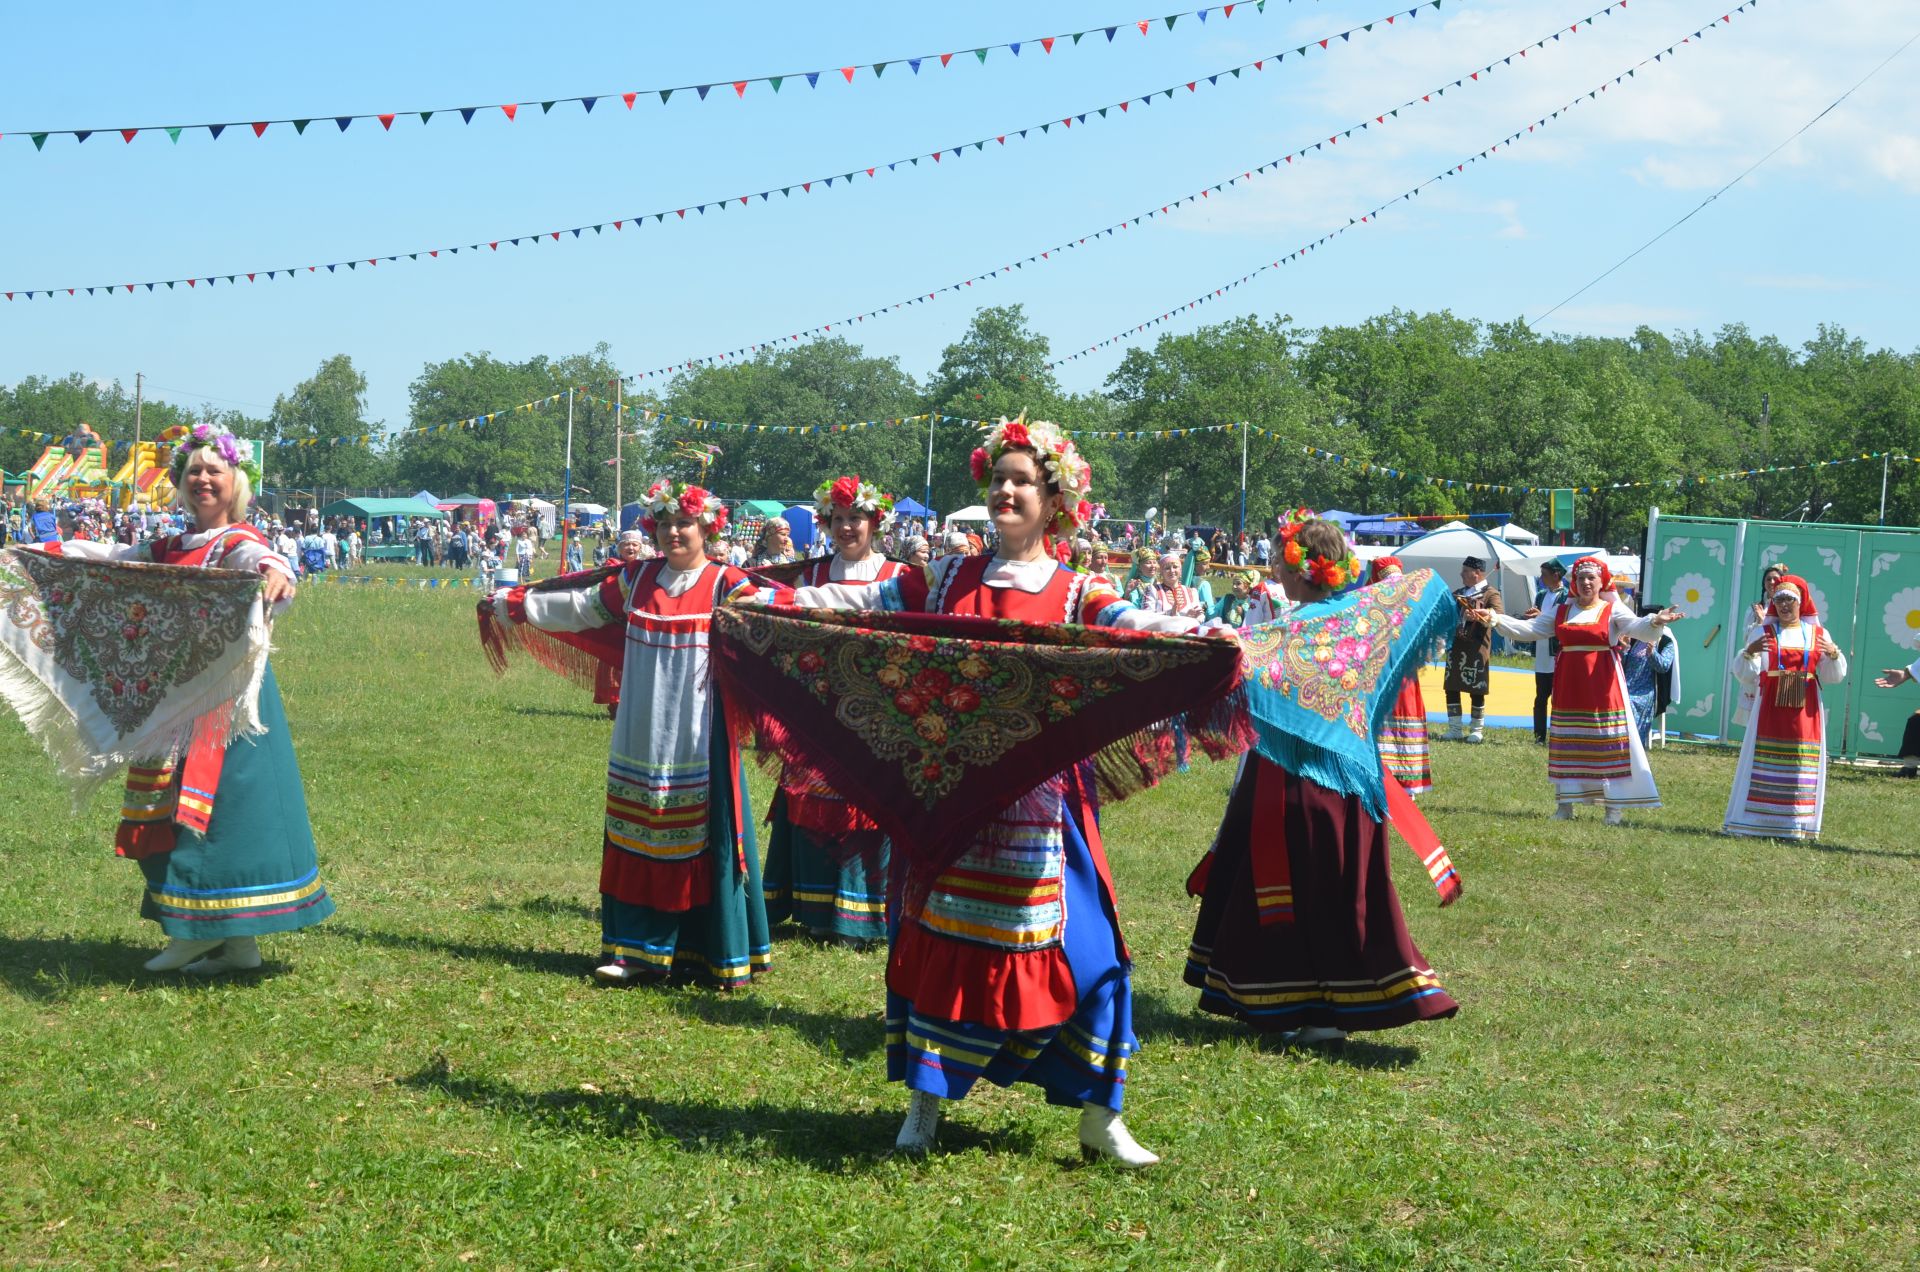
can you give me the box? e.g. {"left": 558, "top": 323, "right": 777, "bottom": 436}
{"left": 6, "top": 0, "right": 1616, "bottom": 304}
{"left": 4, "top": 1, "right": 1292, "bottom": 153}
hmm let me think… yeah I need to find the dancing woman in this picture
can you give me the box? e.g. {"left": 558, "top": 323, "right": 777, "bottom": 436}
{"left": 761, "top": 476, "right": 908, "bottom": 945}
{"left": 1722, "top": 575, "right": 1846, "bottom": 839}
{"left": 483, "top": 480, "right": 770, "bottom": 986}
{"left": 1480, "top": 557, "right": 1681, "bottom": 824}
{"left": 779, "top": 417, "right": 1222, "bottom": 1167}
{"left": 1186, "top": 518, "right": 1458, "bottom": 1046}
{"left": 36, "top": 426, "right": 332, "bottom": 975}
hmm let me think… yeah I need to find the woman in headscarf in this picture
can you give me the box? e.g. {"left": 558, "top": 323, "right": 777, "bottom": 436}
{"left": 749, "top": 516, "right": 798, "bottom": 568}
{"left": 1480, "top": 557, "right": 1682, "bottom": 824}
{"left": 1137, "top": 552, "right": 1206, "bottom": 619}
{"left": 1723, "top": 574, "right": 1847, "bottom": 839}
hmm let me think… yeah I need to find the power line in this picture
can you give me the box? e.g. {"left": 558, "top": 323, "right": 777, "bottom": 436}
{"left": 1535, "top": 29, "right": 1920, "bottom": 325}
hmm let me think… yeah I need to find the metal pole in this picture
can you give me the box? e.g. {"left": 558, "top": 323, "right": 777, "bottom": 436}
{"left": 561, "top": 387, "right": 574, "bottom": 569}
{"left": 1880, "top": 452, "right": 1890, "bottom": 525}
{"left": 1238, "top": 422, "right": 1249, "bottom": 540}
{"left": 132, "top": 374, "right": 143, "bottom": 518}
{"left": 924, "top": 414, "right": 936, "bottom": 519}
{"left": 613, "top": 377, "right": 623, "bottom": 515}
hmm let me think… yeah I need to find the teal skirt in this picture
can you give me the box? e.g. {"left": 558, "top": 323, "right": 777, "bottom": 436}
{"left": 763, "top": 791, "right": 888, "bottom": 944}
{"left": 138, "top": 665, "right": 334, "bottom": 939}
{"left": 600, "top": 721, "right": 770, "bottom": 988}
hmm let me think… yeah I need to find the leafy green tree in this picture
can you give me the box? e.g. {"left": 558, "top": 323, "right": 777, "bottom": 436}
{"left": 265, "top": 355, "right": 388, "bottom": 492}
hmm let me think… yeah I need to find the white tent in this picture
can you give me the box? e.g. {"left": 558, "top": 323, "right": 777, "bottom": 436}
{"left": 568, "top": 502, "right": 609, "bottom": 523}
{"left": 1398, "top": 521, "right": 1578, "bottom": 616}
{"left": 946, "top": 505, "right": 992, "bottom": 524}
{"left": 521, "top": 497, "right": 557, "bottom": 536}
{"left": 1491, "top": 522, "right": 1541, "bottom": 544}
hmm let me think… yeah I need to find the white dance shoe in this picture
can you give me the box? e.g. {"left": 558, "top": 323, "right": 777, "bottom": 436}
{"left": 1078, "top": 1104, "right": 1159, "bottom": 1168}
{"left": 1551, "top": 803, "right": 1575, "bottom": 821}
{"left": 895, "top": 1090, "right": 942, "bottom": 1155}
{"left": 1465, "top": 726, "right": 1486, "bottom": 744}
{"left": 1291, "top": 1025, "right": 1348, "bottom": 1046}
{"left": 1604, "top": 807, "right": 1626, "bottom": 826}
{"left": 1445, "top": 719, "right": 1465, "bottom": 741}
{"left": 143, "top": 939, "right": 224, "bottom": 972}
{"left": 182, "top": 937, "right": 261, "bottom": 976}
{"left": 592, "top": 961, "right": 644, "bottom": 986}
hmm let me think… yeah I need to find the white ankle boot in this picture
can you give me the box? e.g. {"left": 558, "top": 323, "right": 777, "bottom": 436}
{"left": 1551, "top": 803, "right": 1575, "bottom": 821}
{"left": 593, "top": 961, "right": 643, "bottom": 986}
{"left": 183, "top": 936, "right": 262, "bottom": 976}
{"left": 1079, "top": 1103, "right": 1159, "bottom": 1168}
{"left": 1445, "top": 717, "right": 1464, "bottom": 741}
{"left": 1291, "top": 1025, "right": 1348, "bottom": 1046}
{"left": 895, "top": 1090, "right": 942, "bottom": 1155}
{"left": 144, "top": 938, "right": 223, "bottom": 972}
{"left": 1465, "top": 724, "right": 1485, "bottom": 744}
{"left": 1605, "top": 807, "right": 1626, "bottom": 826}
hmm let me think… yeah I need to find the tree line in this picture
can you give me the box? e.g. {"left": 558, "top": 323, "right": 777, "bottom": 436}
{"left": 4, "top": 306, "right": 1914, "bottom": 546}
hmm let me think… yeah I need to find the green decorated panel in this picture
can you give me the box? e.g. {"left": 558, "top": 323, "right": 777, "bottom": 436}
{"left": 1645, "top": 517, "right": 1742, "bottom": 738}
{"left": 1851, "top": 532, "right": 1920, "bottom": 757}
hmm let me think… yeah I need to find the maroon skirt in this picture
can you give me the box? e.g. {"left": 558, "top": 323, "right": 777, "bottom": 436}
{"left": 1185, "top": 757, "right": 1458, "bottom": 1033}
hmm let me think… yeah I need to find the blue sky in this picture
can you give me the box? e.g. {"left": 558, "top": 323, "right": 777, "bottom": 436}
{"left": 2, "top": 0, "right": 1913, "bottom": 431}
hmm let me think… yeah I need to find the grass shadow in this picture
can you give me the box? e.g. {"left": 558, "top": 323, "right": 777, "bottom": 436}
{"left": 656, "top": 989, "right": 886, "bottom": 1061}
{"left": 507, "top": 705, "right": 610, "bottom": 721}
{"left": 402, "top": 1060, "right": 1038, "bottom": 1169}
{"left": 476, "top": 895, "right": 599, "bottom": 921}
{"left": 1130, "top": 989, "right": 1424, "bottom": 1070}
{"left": 0, "top": 934, "right": 292, "bottom": 1001}
{"left": 1802, "top": 839, "right": 1920, "bottom": 862}
{"left": 321, "top": 922, "right": 587, "bottom": 979}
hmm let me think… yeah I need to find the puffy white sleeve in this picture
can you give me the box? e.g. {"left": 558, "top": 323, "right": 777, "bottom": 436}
{"left": 787, "top": 579, "right": 893, "bottom": 611}
{"left": 37, "top": 540, "right": 144, "bottom": 563}
{"left": 1733, "top": 650, "right": 1763, "bottom": 688}
{"left": 1488, "top": 609, "right": 1555, "bottom": 641}
{"left": 216, "top": 536, "right": 296, "bottom": 583}
{"left": 492, "top": 585, "right": 617, "bottom": 633}
{"left": 1817, "top": 643, "right": 1848, "bottom": 685}
{"left": 1610, "top": 603, "right": 1667, "bottom": 647}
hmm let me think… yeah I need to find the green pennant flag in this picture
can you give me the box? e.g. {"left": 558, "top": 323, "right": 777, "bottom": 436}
{"left": 420, "top": 111, "right": 433, "bottom": 124}
{"left": 873, "top": 62, "right": 886, "bottom": 77}
{"left": 1230, "top": 67, "right": 1241, "bottom": 77}
{"left": 30, "top": 133, "right": 47, "bottom": 150}
{"left": 974, "top": 48, "right": 988, "bottom": 63}
{"left": 541, "top": 101, "right": 555, "bottom": 114}
{"left": 1165, "top": 14, "right": 1177, "bottom": 29}
{"left": 660, "top": 89, "right": 673, "bottom": 104}
{"left": 293, "top": 119, "right": 310, "bottom": 134}
{"left": 1097, "top": 107, "right": 1108, "bottom": 117}
{"left": 770, "top": 76, "right": 783, "bottom": 92}
{"left": 1257, "top": 0, "right": 1267, "bottom": 10}
{"left": 1072, "top": 31, "right": 1085, "bottom": 43}
{"left": 166, "top": 127, "right": 182, "bottom": 143}
{"left": 1040, "top": 123, "right": 1050, "bottom": 133}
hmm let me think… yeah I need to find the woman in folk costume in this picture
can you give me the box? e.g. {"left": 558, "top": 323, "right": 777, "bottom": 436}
{"left": 1137, "top": 552, "right": 1207, "bottom": 619}
{"left": 1480, "top": 556, "right": 1682, "bottom": 825}
{"left": 38, "top": 425, "right": 332, "bottom": 975}
{"left": 483, "top": 479, "right": 770, "bottom": 987}
{"left": 780, "top": 416, "right": 1224, "bottom": 1168}
{"left": 761, "top": 476, "right": 908, "bottom": 946}
{"left": 1723, "top": 575, "right": 1847, "bottom": 840}
{"left": 1186, "top": 517, "right": 1459, "bottom": 1046}
{"left": 1370, "top": 556, "right": 1433, "bottom": 799}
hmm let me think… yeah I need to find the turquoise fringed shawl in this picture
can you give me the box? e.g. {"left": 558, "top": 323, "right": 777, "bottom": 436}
{"left": 1238, "top": 568, "right": 1457, "bottom": 819}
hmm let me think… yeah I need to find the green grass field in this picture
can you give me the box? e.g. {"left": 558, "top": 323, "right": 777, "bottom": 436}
{"left": 3, "top": 582, "right": 1917, "bottom": 1269}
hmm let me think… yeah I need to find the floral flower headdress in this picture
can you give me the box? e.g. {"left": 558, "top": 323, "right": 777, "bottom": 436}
{"left": 167, "top": 423, "right": 262, "bottom": 489}
{"left": 968, "top": 412, "right": 1094, "bottom": 536}
{"left": 812, "top": 474, "right": 897, "bottom": 531}
{"left": 1276, "top": 507, "right": 1361, "bottom": 590}
{"left": 637, "top": 477, "right": 728, "bottom": 537}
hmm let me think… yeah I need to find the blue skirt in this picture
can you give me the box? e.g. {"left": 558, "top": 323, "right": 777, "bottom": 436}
{"left": 885, "top": 796, "right": 1136, "bottom": 1111}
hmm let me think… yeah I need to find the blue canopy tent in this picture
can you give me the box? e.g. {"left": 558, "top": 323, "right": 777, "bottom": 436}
{"left": 894, "top": 496, "right": 933, "bottom": 518}
{"left": 781, "top": 505, "right": 817, "bottom": 550}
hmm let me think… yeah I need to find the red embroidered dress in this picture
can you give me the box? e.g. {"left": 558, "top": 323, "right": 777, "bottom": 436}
{"left": 498, "top": 558, "right": 770, "bottom": 985}
{"left": 1378, "top": 675, "right": 1432, "bottom": 797}
{"left": 786, "top": 552, "right": 1197, "bottom": 1111}
{"left": 1724, "top": 622, "right": 1845, "bottom": 840}
{"left": 1491, "top": 600, "right": 1665, "bottom": 810}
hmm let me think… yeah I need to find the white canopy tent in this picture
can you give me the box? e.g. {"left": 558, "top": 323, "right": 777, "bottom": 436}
{"left": 945, "top": 505, "right": 992, "bottom": 525}
{"left": 1397, "top": 521, "right": 1584, "bottom": 615}
{"left": 1490, "top": 521, "right": 1541, "bottom": 544}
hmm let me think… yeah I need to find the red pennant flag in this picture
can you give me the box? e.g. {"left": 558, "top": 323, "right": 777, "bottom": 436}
{"left": 623, "top": 92, "right": 636, "bottom": 109}
{"left": 247, "top": 272, "right": 255, "bottom": 281}
{"left": 501, "top": 104, "right": 518, "bottom": 121}
{"left": 430, "top": 250, "right": 439, "bottom": 257}
{"left": 1041, "top": 36, "right": 1055, "bottom": 53}
{"left": 251, "top": 122, "right": 269, "bottom": 137}
{"left": 550, "top": 232, "right": 560, "bottom": 241}
{"left": 378, "top": 113, "right": 396, "bottom": 130}
{"left": 1118, "top": 102, "right": 1128, "bottom": 113}
{"left": 1319, "top": 38, "right": 1330, "bottom": 49}
{"left": 734, "top": 81, "right": 748, "bottom": 97}
{"left": 187, "top": 278, "right": 197, "bottom": 287}
{"left": 121, "top": 129, "right": 138, "bottom": 143}
{"left": 1471, "top": 71, "right": 1480, "bottom": 80}
{"left": 801, "top": 182, "right": 811, "bottom": 192}
{"left": 612, "top": 221, "right": 622, "bottom": 230}
{"left": 677, "top": 209, "right": 686, "bottom": 217}
{"left": 840, "top": 66, "right": 856, "bottom": 83}
{"left": 1187, "top": 81, "right": 1196, "bottom": 92}
{"left": 939, "top": 52, "right": 953, "bottom": 67}
{"left": 1061, "top": 118, "right": 1071, "bottom": 128}
{"left": 490, "top": 241, "right": 499, "bottom": 250}
{"left": 1254, "top": 59, "right": 1263, "bottom": 70}
{"left": 866, "top": 166, "right": 875, "bottom": 176}
{"left": 1137, "top": 19, "right": 1150, "bottom": 35}
{"left": 932, "top": 151, "right": 941, "bottom": 161}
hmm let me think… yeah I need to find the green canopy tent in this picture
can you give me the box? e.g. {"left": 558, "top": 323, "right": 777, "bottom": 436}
{"left": 318, "top": 497, "right": 448, "bottom": 561}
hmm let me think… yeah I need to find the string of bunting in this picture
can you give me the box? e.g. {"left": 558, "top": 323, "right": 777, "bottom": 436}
{"left": 616, "top": 0, "right": 1638, "bottom": 382}
{"left": 3, "top": 1, "right": 1295, "bottom": 152}
{"left": 1045, "top": 0, "right": 1760, "bottom": 369}
{"left": 3, "top": 0, "right": 1454, "bottom": 301}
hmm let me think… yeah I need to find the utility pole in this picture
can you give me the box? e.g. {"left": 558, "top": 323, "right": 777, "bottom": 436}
{"left": 613, "top": 376, "right": 623, "bottom": 514}
{"left": 1238, "top": 422, "right": 1249, "bottom": 540}
{"left": 132, "top": 371, "right": 144, "bottom": 511}
{"left": 924, "top": 414, "right": 936, "bottom": 518}
{"left": 561, "top": 387, "right": 574, "bottom": 569}
{"left": 1880, "top": 451, "right": 1891, "bottom": 525}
